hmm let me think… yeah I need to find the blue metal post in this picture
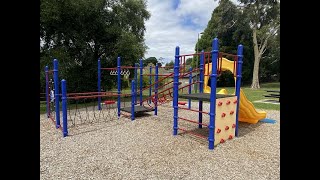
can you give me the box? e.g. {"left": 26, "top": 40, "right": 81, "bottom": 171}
{"left": 199, "top": 50, "right": 204, "bottom": 129}
{"left": 188, "top": 67, "right": 192, "bottom": 109}
{"left": 45, "top": 66, "right": 50, "bottom": 118}
{"left": 117, "top": 57, "right": 121, "bottom": 119}
{"left": 139, "top": 59, "right": 143, "bottom": 106}
{"left": 98, "top": 58, "right": 101, "bottom": 110}
{"left": 149, "top": 66, "right": 152, "bottom": 104}
{"left": 173, "top": 46, "right": 180, "bottom": 135}
{"left": 131, "top": 80, "right": 135, "bottom": 120}
{"left": 208, "top": 38, "right": 219, "bottom": 150}
{"left": 61, "top": 79, "right": 68, "bottom": 137}
{"left": 155, "top": 65, "right": 159, "bottom": 115}
{"left": 134, "top": 63, "right": 138, "bottom": 104}
{"left": 53, "top": 59, "right": 60, "bottom": 128}
{"left": 235, "top": 44, "right": 244, "bottom": 137}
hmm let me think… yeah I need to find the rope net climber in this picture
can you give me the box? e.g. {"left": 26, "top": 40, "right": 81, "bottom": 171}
{"left": 65, "top": 90, "right": 136, "bottom": 126}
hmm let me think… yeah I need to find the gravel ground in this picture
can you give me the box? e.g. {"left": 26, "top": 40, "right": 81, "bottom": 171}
{"left": 40, "top": 102, "right": 280, "bottom": 180}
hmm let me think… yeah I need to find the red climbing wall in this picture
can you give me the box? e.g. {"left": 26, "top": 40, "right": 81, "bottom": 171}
{"left": 214, "top": 96, "right": 237, "bottom": 146}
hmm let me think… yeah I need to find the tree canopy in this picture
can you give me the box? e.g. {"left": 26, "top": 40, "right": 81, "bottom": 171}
{"left": 143, "top": 57, "right": 158, "bottom": 66}
{"left": 195, "top": 0, "right": 254, "bottom": 84}
{"left": 239, "top": 0, "right": 280, "bottom": 88}
{"left": 194, "top": 0, "right": 279, "bottom": 86}
{"left": 40, "top": 0, "right": 150, "bottom": 92}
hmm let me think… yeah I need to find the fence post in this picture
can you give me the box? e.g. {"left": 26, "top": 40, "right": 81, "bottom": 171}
{"left": 45, "top": 66, "right": 50, "bottom": 118}
{"left": 98, "top": 58, "right": 101, "bottom": 110}
{"left": 139, "top": 59, "right": 143, "bottom": 106}
{"left": 235, "top": 44, "right": 243, "bottom": 137}
{"left": 155, "top": 64, "right": 158, "bottom": 115}
{"left": 53, "top": 59, "right": 60, "bottom": 128}
{"left": 134, "top": 63, "right": 138, "bottom": 104}
{"left": 131, "top": 80, "right": 135, "bottom": 120}
{"left": 117, "top": 57, "right": 121, "bottom": 119}
{"left": 173, "top": 46, "right": 180, "bottom": 135}
{"left": 61, "top": 79, "right": 68, "bottom": 137}
{"left": 149, "top": 65, "right": 152, "bottom": 104}
{"left": 199, "top": 50, "right": 204, "bottom": 128}
{"left": 188, "top": 67, "right": 192, "bottom": 109}
{"left": 208, "top": 38, "right": 219, "bottom": 150}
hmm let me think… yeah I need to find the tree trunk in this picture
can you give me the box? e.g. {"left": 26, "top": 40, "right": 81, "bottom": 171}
{"left": 251, "top": 28, "right": 261, "bottom": 89}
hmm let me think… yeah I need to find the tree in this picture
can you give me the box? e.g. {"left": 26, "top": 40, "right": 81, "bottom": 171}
{"left": 239, "top": 0, "right": 280, "bottom": 89}
{"left": 186, "top": 58, "right": 193, "bottom": 65}
{"left": 260, "top": 30, "right": 280, "bottom": 82}
{"left": 40, "top": 0, "right": 150, "bottom": 92}
{"left": 165, "top": 60, "right": 174, "bottom": 70}
{"left": 143, "top": 57, "right": 158, "bottom": 66}
{"left": 195, "top": 0, "right": 254, "bottom": 84}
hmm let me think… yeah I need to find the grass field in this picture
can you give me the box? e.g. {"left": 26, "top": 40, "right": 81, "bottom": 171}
{"left": 40, "top": 82, "right": 279, "bottom": 114}
{"left": 217, "top": 82, "right": 280, "bottom": 110}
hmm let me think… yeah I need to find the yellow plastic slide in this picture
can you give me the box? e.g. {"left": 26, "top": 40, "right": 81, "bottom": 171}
{"left": 203, "top": 58, "right": 266, "bottom": 124}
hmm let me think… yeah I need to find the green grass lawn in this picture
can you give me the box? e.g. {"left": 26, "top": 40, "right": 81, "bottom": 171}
{"left": 40, "top": 82, "right": 279, "bottom": 114}
{"left": 218, "top": 82, "right": 279, "bottom": 110}
{"left": 181, "top": 82, "right": 280, "bottom": 110}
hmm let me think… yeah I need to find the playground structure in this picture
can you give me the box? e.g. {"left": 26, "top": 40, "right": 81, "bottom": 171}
{"left": 44, "top": 55, "right": 182, "bottom": 137}
{"left": 171, "top": 38, "right": 268, "bottom": 150}
{"left": 170, "top": 38, "right": 242, "bottom": 149}
{"left": 43, "top": 37, "right": 268, "bottom": 150}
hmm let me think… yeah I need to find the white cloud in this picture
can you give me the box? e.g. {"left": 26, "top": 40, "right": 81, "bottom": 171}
{"left": 144, "top": 0, "right": 240, "bottom": 64}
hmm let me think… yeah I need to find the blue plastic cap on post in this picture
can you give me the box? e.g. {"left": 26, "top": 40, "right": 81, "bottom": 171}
{"left": 175, "top": 46, "right": 180, "bottom": 55}
{"left": 212, "top": 38, "right": 219, "bottom": 51}
{"left": 237, "top": 44, "right": 243, "bottom": 55}
{"left": 117, "top": 57, "right": 120, "bottom": 66}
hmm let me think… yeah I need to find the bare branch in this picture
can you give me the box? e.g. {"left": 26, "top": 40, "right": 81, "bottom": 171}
{"left": 226, "top": 20, "right": 237, "bottom": 29}
{"left": 258, "top": 24, "right": 280, "bottom": 55}
{"left": 261, "top": 46, "right": 267, "bottom": 56}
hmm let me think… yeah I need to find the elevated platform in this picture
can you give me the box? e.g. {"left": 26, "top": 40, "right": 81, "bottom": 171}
{"left": 120, "top": 105, "right": 155, "bottom": 113}
{"left": 179, "top": 93, "right": 235, "bottom": 102}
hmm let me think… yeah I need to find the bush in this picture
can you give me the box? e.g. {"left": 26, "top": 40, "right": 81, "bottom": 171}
{"left": 137, "top": 72, "right": 165, "bottom": 90}
{"left": 217, "top": 71, "right": 235, "bottom": 87}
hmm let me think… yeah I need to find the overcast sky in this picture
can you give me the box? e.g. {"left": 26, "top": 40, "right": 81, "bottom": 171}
{"left": 144, "top": 0, "right": 239, "bottom": 64}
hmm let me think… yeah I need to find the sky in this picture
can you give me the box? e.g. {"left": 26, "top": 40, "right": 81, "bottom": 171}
{"left": 144, "top": 0, "right": 239, "bottom": 64}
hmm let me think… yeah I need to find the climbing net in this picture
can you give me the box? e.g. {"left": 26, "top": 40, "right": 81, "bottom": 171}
{"left": 66, "top": 92, "right": 118, "bottom": 128}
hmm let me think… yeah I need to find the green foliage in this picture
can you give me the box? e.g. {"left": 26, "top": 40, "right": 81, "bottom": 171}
{"left": 194, "top": 0, "right": 279, "bottom": 85}
{"left": 143, "top": 57, "right": 158, "bottom": 66}
{"left": 164, "top": 60, "right": 174, "bottom": 70}
{"left": 217, "top": 71, "right": 235, "bottom": 87}
{"left": 40, "top": 0, "right": 150, "bottom": 93}
{"left": 239, "top": 0, "right": 280, "bottom": 87}
{"left": 185, "top": 58, "right": 192, "bottom": 65}
{"left": 136, "top": 67, "right": 165, "bottom": 90}
{"left": 195, "top": 0, "right": 253, "bottom": 84}
{"left": 260, "top": 32, "right": 280, "bottom": 82}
